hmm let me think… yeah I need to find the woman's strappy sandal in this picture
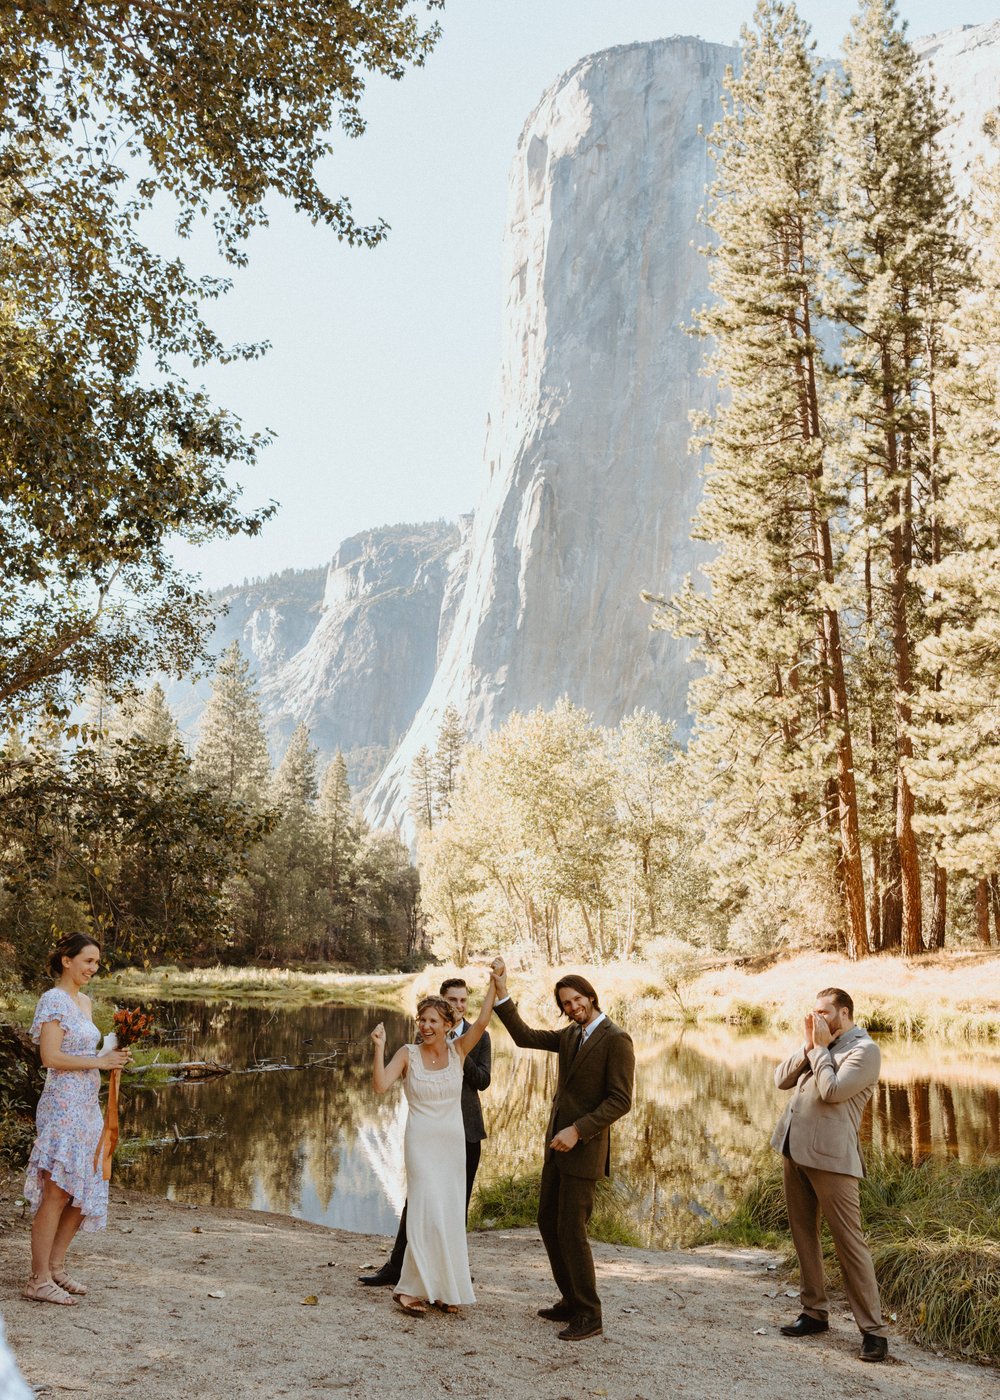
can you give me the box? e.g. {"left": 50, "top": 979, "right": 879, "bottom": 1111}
{"left": 51, "top": 1270, "right": 88, "bottom": 1295}
{"left": 23, "top": 1276, "right": 78, "bottom": 1306}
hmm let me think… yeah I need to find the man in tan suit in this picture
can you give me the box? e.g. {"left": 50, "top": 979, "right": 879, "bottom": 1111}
{"left": 490, "top": 959, "right": 634, "bottom": 1341}
{"left": 772, "top": 986, "right": 889, "bottom": 1363}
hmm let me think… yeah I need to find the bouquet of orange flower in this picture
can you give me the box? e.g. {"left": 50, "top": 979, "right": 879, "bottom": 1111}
{"left": 112, "top": 1006, "right": 155, "bottom": 1048}
{"left": 94, "top": 1006, "right": 155, "bottom": 1180}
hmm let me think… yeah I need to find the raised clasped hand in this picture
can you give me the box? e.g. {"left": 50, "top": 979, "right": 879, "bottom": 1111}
{"left": 490, "top": 957, "right": 507, "bottom": 995}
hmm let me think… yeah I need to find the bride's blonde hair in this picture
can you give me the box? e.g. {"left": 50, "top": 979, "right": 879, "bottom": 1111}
{"left": 416, "top": 995, "right": 458, "bottom": 1027}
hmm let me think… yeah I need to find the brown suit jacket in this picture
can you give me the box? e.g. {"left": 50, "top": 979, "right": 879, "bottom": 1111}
{"left": 494, "top": 998, "right": 634, "bottom": 1180}
{"left": 770, "top": 1024, "right": 880, "bottom": 1178}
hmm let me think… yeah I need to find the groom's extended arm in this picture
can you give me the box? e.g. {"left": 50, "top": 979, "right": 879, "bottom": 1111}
{"left": 494, "top": 996, "right": 561, "bottom": 1053}
{"left": 573, "top": 1032, "right": 635, "bottom": 1141}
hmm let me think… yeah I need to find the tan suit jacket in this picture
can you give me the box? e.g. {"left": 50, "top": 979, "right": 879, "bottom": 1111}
{"left": 770, "top": 1024, "right": 879, "bottom": 1178}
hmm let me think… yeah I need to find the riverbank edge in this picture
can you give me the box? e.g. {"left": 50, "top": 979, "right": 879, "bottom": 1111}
{"left": 1, "top": 1179, "right": 997, "bottom": 1398}
{"left": 96, "top": 948, "right": 1000, "bottom": 1040}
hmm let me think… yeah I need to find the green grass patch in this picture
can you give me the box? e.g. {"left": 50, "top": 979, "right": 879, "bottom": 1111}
{"left": 470, "top": 1171, "right": 643, "bottom": 1248}
{"left": 701, "top": 1151, "right": 1000, "bottom": 1364}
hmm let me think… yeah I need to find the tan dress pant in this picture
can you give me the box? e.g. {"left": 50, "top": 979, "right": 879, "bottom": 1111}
{"left": 782, "top": 1157, "right": 888, "bottom": 1338}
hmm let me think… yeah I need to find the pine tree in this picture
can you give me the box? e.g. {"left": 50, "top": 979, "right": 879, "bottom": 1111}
{"left": 909, "top": 127, "right": 1000, "bottom": 899}
{"left": 193, "top": 642, "right": 271, "bottom": 805}
{"left": 432, "top": 705, "right": 466, "bottom": 822}
{"left": 658, "top": 0, "right": 870, "bottom": 954}
{"left": 409, "top": 745, "right": 435, "bottom": 832}
{"left": 117, "top": 683, "right": 182, "bottom": 751}
{"left": 824, "top": 0, "right": 969, "bottom": 954}
{"left": 272, "top": 722, "right": 318, "bottom": 812}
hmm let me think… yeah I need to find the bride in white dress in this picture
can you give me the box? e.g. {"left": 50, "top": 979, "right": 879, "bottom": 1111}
{"left": 371, "top": 978, "right": 497, "bottom": 1316}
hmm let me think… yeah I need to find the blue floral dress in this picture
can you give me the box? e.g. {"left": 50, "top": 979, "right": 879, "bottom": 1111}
{"left": 24, "top": 988, "right": 108, "bottom": 1232}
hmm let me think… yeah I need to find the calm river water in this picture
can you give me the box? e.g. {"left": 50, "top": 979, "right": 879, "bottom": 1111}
{"left": 109, "top": 999, "right": 1000, "bottom": 1248}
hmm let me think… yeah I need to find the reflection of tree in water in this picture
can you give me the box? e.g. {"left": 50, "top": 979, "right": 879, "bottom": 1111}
{"left": 116, "top": 1002, "right": 1000, "bottom": 1247}
{"left": 119, "top": 1001, "right": 412, "bottom": 1221}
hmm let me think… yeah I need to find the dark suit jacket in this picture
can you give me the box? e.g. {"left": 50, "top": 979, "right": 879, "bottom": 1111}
{"left": 494, "top": 999, "right": 634, "bottom": 1180}
{"left": 455, "top": 1019, "right": 491, "bottom": 1143}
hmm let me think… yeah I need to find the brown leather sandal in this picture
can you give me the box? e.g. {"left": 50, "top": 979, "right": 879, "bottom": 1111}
{"left": 23, "top": 1276, "right": 78, "bottom": 1306}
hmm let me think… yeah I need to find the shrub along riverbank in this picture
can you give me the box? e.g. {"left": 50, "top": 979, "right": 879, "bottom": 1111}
{"left": 704, "top": 1153, "right": 1000, "bottom": 1365}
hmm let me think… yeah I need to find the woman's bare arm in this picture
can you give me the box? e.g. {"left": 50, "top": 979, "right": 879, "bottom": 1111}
{"left": 38, "top": 1020, "right": 129, "bottom": 1071}
{"left": 455, "top": 976, "right": 498, "bottom": 1059}
{"left": 371, "top": 1022, "right": 408, "bottom": 1093}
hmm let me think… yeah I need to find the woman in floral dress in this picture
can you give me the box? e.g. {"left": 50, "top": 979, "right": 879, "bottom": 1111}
{"left": 23, "top": 934, "right": 130, "bottom": 1306}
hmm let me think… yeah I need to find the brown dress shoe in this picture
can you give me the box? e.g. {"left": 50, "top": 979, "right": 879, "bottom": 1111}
{"left": 860, "top": 1333, "right": 888, "bottom": 1363}
{"left": 557, "top": 1315, "right": 603, "bottom": 1341}
{"left": 537, "top": 1301, "right": 574, "bottom": 1322}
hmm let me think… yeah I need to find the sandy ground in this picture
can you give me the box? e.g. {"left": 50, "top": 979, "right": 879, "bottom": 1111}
{"left": 0, "top": 1189, "right": 995, "bottom": 1400}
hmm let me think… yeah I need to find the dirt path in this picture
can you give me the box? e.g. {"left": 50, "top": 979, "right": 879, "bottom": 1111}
{"left": 0, "top": 1191, "right": 994, "bottom": 1400}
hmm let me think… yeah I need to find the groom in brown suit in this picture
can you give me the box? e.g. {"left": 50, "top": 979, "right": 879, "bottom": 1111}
{"left": 490, "top": 959, "right": 634, "bottom": 1341}
{"left": 772, "top": 986, "right": 889, "bottom": 1363}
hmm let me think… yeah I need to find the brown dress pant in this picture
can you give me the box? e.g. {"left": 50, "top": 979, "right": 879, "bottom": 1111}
{"left": 783, "top": 1157, "right": 888, "bottom": 1338}
{"left": 537, "top": 1155, "right": 600, "bottom": 1323}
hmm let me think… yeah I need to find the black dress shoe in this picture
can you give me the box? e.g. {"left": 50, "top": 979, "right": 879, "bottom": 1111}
{"left": 780, "top": 1313, "right": 829, "bottom": 1337}
{"left": 537, "top": 1301, "right": 575, "bottom": 1322}
{"left": 358, "top": 1264, "right": 400, "bottom": 1287}
{"left": 557, "top": 1315, "right": 603, "bottom": 1341}
{"left": 860, "top": 1333, "right": 889, "bottom": 1363}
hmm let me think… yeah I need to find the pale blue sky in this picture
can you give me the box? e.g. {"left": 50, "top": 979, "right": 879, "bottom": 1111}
{"left": 167, "top": 2, "right": 998, "bottom": 589}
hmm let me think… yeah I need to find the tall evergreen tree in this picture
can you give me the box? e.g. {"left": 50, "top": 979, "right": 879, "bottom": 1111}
{"left": 660, "top": 0, "right": 870, "bottom": 954}
{"left": 824, "top": 0, "right": 969, "bottom": 953}
{"left": 910, "top": 128, "right": 1000, "bottom": 896}
{"left": 272, "top": 723, "right": 319, "bottom": 812}
{"left": 116, "top": 683, "right": 182, "bottom": 751}
{"left": 193, "top": 642, "right": 270, "bottom": 805}
{"left": 432, "top": 705, "right": 467, "bottom": 822}
{"left": 409, "top": 745, "right": 435, "bottom": 832}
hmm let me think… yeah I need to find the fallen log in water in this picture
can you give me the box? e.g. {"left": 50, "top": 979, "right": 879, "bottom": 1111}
{"left": 126, "top": 1059, "right": 230, "bottom": 1079}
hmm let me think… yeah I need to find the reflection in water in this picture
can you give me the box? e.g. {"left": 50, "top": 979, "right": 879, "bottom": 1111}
{"left": 112, "top": 1000, "right": 1000, "bottom": 1249}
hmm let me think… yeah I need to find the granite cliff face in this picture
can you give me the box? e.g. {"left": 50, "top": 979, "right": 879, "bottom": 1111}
{"left": 366, "top": 36, "right": 736, "bottom": 830}
{"left": 164, "top": 522, "right": 458, "bottom": 792}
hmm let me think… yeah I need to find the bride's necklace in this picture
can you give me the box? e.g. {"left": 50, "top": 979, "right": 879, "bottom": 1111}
{"left": 423, "top": 1041, "right": 446, "bottom": 1065}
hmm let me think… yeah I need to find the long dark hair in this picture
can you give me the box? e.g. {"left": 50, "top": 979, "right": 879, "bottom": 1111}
{"left": 553, "top": 974, "right": 601, "bottom": 1015}
{"left": 48, "top": 933, "right": 101, "bottom": 980}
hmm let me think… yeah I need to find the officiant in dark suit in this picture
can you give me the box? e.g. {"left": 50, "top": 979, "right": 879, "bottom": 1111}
{"left": 358, "top": 976, "right": 491, "bottom": 1288}
{"left": 490, "top": 958, "right": 634, "bottom": 1342}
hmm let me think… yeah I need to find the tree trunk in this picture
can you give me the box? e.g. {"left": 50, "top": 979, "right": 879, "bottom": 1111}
{"left": 929, "top": 863, "right": 947, "bottom": 949}
{"left": 797, "top": 262, "right": 869, "bottom": 958}
{"left": 990, "top": 876, "right": 1000, "bottom": 945}
{"left": 975, "top": 877, "right": 992, "bottom": 946}
{"left": 882, "top": 352, "right": 922, "bottom": 954}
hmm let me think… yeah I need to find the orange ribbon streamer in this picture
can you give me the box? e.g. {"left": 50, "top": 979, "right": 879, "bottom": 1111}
{"left": 93, "top": 1067, "right": 121, "bottom": 1181}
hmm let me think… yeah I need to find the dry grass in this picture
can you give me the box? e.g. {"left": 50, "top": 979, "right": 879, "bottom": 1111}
{"left": 444, "top": 950, "right": 1000, "bottom": 1040}
{"left": 705, "top": 1152, "right": 1000, "bottom": 1364}
{"left": 94, "top": 948, "right": 1000, "bottom": 1039}
{"left": 98, "top": 964, "right": 411, "bottom": 1008}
